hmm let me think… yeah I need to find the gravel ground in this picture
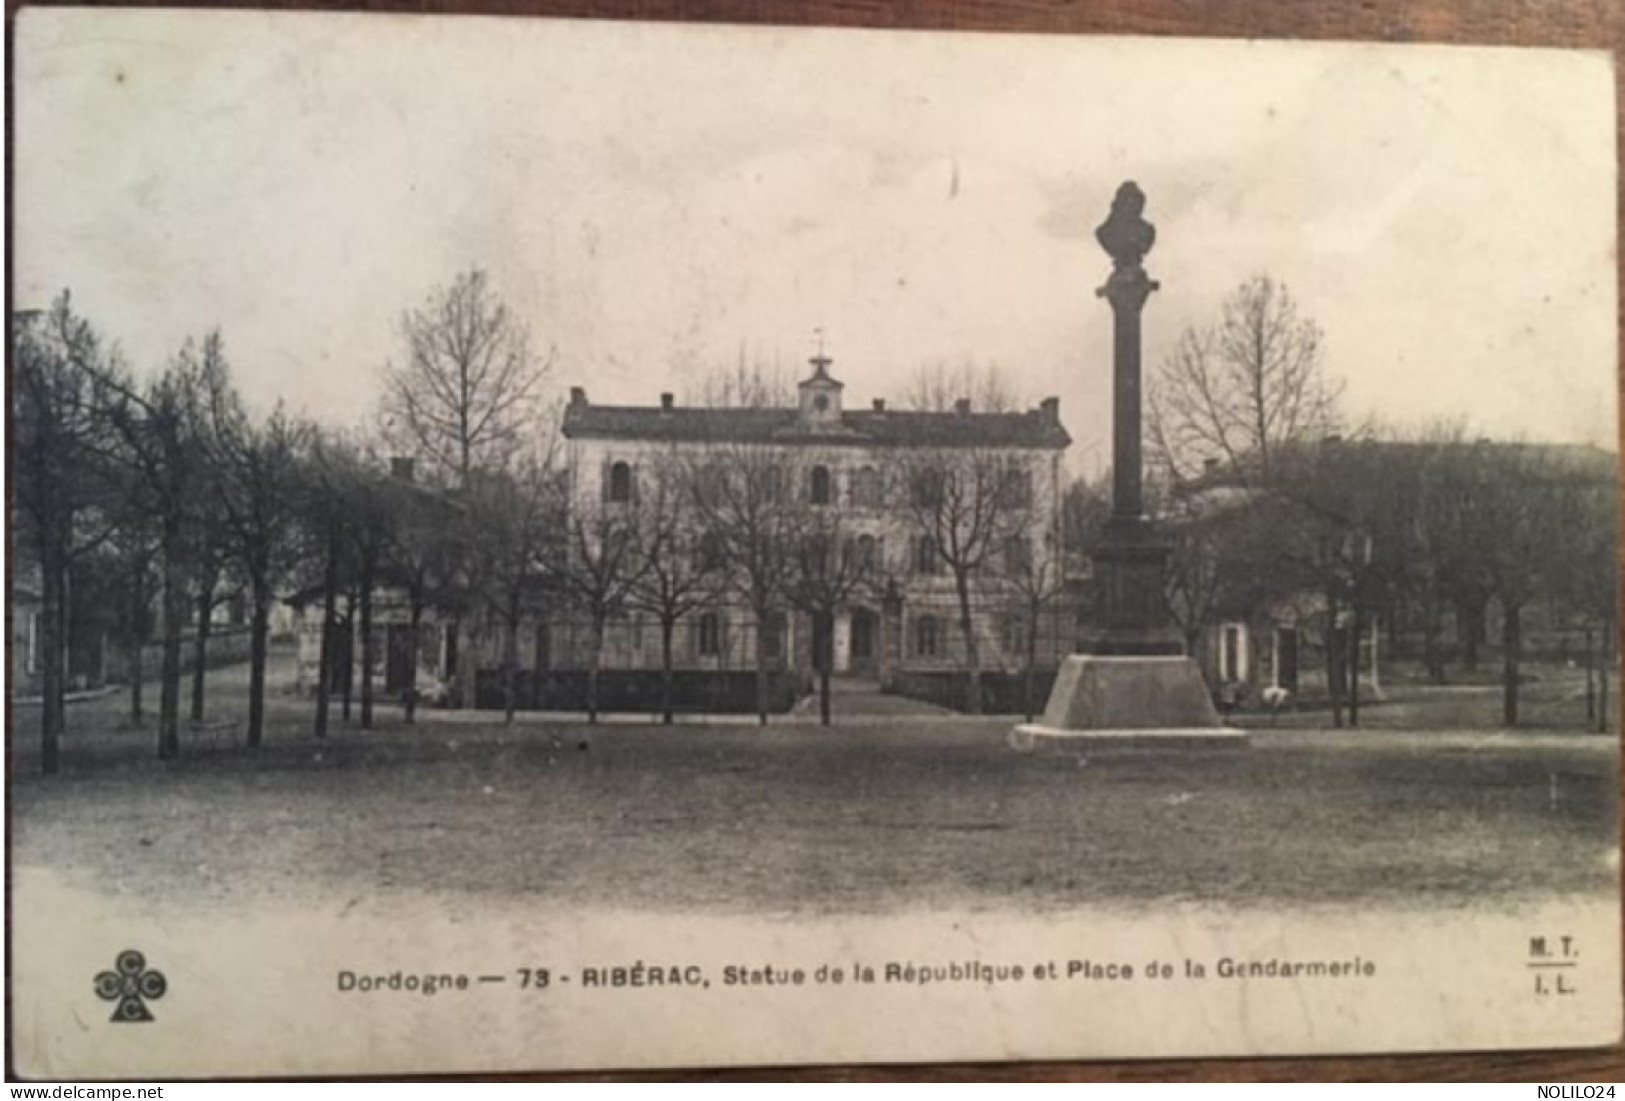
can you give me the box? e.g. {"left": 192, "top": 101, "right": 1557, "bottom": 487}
{"left": 10, "top": 709, "right": 1617, "bottom": 915}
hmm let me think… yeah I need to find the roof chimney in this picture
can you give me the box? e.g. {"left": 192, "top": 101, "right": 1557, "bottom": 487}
{"left": 872, "top": 398, "right": 886, "bottom": 412}
{"left": 1202, "top": 457, "right": 1219, "bottom": 474}
{"left": 569, "top": 386, "right": 588, "bottom": 407}
{"left": 954, "top": 398, "right": 971, "bottom": 416}
{"left": 660, "top": 392, "right": 674, "bottom": 412}
{"left": 1040, "top": 396, "right": 1059, "bottom": 422}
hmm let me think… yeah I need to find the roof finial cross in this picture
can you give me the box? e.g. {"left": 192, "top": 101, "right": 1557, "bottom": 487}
{"left": 809, "top": 326, "right": 832, "bottom": 376}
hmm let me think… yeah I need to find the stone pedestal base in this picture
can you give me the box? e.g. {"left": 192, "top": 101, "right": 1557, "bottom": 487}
{"left": 1082, "top": 521, "right": 1184, "bottom": 656}
{"left": 1009, "top": 655, "right": 1248, "bottom": 750}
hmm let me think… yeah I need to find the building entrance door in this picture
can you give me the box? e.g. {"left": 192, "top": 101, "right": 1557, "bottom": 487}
{"left": 385, "top": 625, "right": 413, "bottom": 692}
{"left": 850, "top": 608, "right": 878, "bottom": 677}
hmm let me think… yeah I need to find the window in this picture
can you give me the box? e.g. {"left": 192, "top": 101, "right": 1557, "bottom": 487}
{"left": 25, "top": 612, "right": 39, "bottom": 676}
{"left": 757, "top": 464, "right": 785, "bottom": 504}
{"left": 856, "top": 534, "right": 878, "bottom": 573}
{"left": 914, "top": 614, "right": 939, "bottom": 658}
{"left": 914, "top": 535, "right": 939, "bottom": 575}
{"left": 608, "top": 461, "right": 633, "bottom": 504}
{"left": 813, "top": 394, "right": 830, "bottom": 413}
{"left": 697, "top": 613, "right": 723, "bottom": 657}
{"left": 999, "top": 466, "right": 1033, "bottom": 509}
{"left": 698, "top": 529, "right": 728, "bottom": 572}
{"left": 911, "top": 469, "right": 944, "bottom": 509}
{"left": 852, "top": 466, "right": 882, "bottom": 508}
{"left": 761, "top": 612, "right": 785, "bottom": 660}
{"left": 803, "top": 534, "right": 833, "bottom": 575}
{"left": 810, "top": 465, "right": 832, "bottom": 506}
{"left": 692, "top": 463, "right": 726, "bottom": 508}
{"left": 1001, "top": 614, "right": 1026, "bottom": 655}
{"left": 1223, "top": 624, "right": 1245, "bottom": 682}
{"left": 1003, "top": 535, "right": 1032, "bottom": 576}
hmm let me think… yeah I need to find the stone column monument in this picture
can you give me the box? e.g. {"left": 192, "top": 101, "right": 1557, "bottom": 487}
{"left": 1011, "top": 182, "right": 1244, "bottom": 750}
{"left": 1085, "top": 182, "right": 1184, "bottom": 657}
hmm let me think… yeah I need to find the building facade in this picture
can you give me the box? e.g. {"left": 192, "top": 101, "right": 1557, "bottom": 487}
{"left": 553, "top": 357, "right": 1074, "bottom": 695}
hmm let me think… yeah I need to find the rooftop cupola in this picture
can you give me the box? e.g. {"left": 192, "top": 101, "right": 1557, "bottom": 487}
{"left": 797, "top": 343, "right": 844, "bottom": 427}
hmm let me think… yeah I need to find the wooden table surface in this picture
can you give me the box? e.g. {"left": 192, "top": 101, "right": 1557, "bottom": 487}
{"left": 12, "top": 0, "right": 1624, "bottom": 1082}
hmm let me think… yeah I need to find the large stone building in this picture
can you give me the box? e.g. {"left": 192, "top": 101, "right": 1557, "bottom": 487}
{"left": 554, "top": 356, "right": 1075, "bottom": 702}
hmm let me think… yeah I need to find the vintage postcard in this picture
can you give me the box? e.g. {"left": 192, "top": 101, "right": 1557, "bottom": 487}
{"left": 8, "top": 9, "right": 1620, "bottom": 1078}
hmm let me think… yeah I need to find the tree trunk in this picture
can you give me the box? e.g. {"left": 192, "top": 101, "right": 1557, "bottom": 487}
{"left": 157, "top": 525, "right": 185, "bottom": 760}
{"left": 1598, "top": 618, "right": 1611, "bottom": 735}
{"left": 588, "top": 613, "right": 604, "bottom": 724}
{"left": 755, "top": 609, "right": 769, "bottom": 727}
{"left": 1501, "top": 601, "right": 1522, "bottom": 728}
{"left": 247, "top": 581, "right": 269, "bottom": 749}
{"left": 1585, "top": 626, "right": 1596, "bottom": 722}
{"left": 359, "top": 557, "right": 375, "bottom": 731}
{"left": 955, "top": 570, "right": 983, "bottom": 715}
{"left": 660, "top": 616, "right": 675, "bottom": 725}
{"left": 189, "top": 582, "right": 213, "bottom": 724}
{"left": 340, "top": 590, "right": 355, "bottom": 723}
{"left": 503, "top": 602, "right": 519, "bottom": 725}
{"left": 1347, "top": 602, "right": 1363, "bottom": 728}
{"left": 38, "top": 529, "right": 65, "bottom": 775}
{"left": 1423, "top": 587, "right": 1445, "bottom": 683}
{"left": 1459, "top": 594, "right": 1485, "bottom": 671}
{"left": 127, "top": 559, "right": 146, "bottom": 728}
{"left": 445, "top": 617, "right": 462, "bottom": 709}
{"left": 314, "top": 526, "right": 340, "bottom": 740}
{"left": 1025, "top": 621, "right": 1041, "bottom": 722}
{"left": 404, "top": 598, "right": 423, "bottom": 724}
{"left": 815, "top": 610, "right": 832, "bottom": 727}
{"left": 1326, "top": 589, "right": 1343, "bottom": 729}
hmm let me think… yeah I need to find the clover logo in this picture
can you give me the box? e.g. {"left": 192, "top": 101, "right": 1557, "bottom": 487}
{"left": 93, "top": 950, "right": 167, "bottom": 1023}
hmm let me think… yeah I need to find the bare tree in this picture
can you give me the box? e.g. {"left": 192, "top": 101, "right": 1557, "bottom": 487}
{"left": 92, "top": 335, "right": 216, "bottom": 759}
{"left": 557, "top": 485, "right": 644, "bottom": 724}
{"left": 1149, "top": 275, "right": 1343, "bottom": 483}
{"left": 475, "top": 443, "right": 565, "bottom": 722}
{"left": 297, "top": 429, "right": 363, "bottom": 740}
{"left": 998, "top": 518, "right": 1066, "bottom": 721}
{"left": 342, "top": 437, "right": 400, "bottom": 731}
{"left": 185, "top": 520, "right": 239, "bottom": 725}
{"left": 12, "top": 293, "right": 124, "bottom": 773}
{"left": 784, "top": 511, "right": 876, "bottom": 725}
{"left": 626, "top": 453, "right": 722, "bottom": 724}
{"left": 380, "top": 268, "right": 550, "bottom": 488}
{"left": 381, "top": 465, "right": 461, "bottom": 723}
{"left": 199, "top": 362, "right": 310, "bottom": 748}
{"left": 899, "top": 359, "right": 1019, "bottom": 413}
{"left": 688, "top": 440, "right": 802, "bottom": 725}
{"left": 898, "top": 449, "right": 1025, "bottom": 714}
{"left": 684, "top": 350, "right": 795, "bottom": 409}
{"left": 1466, "top": 444, "right": 1598, "bottom": 727}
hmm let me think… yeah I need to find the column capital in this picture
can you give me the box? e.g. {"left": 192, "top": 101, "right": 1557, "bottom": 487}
{"left": 1096, "top": 267, "right": 1160, "bottom": 312}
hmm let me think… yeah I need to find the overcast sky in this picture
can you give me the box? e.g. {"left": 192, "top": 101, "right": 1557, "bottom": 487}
{"left": 15, "top": 11, "right": 1619, "bottom": 475}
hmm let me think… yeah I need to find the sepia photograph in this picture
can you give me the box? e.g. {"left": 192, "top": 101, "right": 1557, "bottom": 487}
{"left": 7, "top": 8, "right": 1621, "bottom": 1078}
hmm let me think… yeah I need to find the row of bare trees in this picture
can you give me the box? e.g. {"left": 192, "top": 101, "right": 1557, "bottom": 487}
{"left": 11, "top": 269, "right": 556, "bottom": 774}
{"left": 14, "top": 297, "right": 319, "bottom": 770}
{"left": 13, "top": 271, "right": 1069, "bottom": 773}
{"left": 1144, "top": 275, "right": 1616, "bottom": 729}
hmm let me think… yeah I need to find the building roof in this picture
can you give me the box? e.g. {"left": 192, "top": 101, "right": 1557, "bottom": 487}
{"left": 1177, "top": 438, "right": 1618, "bottom": 495}
{"left": 562, "top": 399, "right": 1070, "bottom": 451}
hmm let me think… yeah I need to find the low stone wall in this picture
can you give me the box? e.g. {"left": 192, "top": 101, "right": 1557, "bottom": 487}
{"left": 124, "top": 626, "right": 254, "bottom": 682}
{"left": 472, "top": 668, "right": 806, "bottom": 714}
{"left": 889, "top": 669, "right": 1059, "bottom": 715}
